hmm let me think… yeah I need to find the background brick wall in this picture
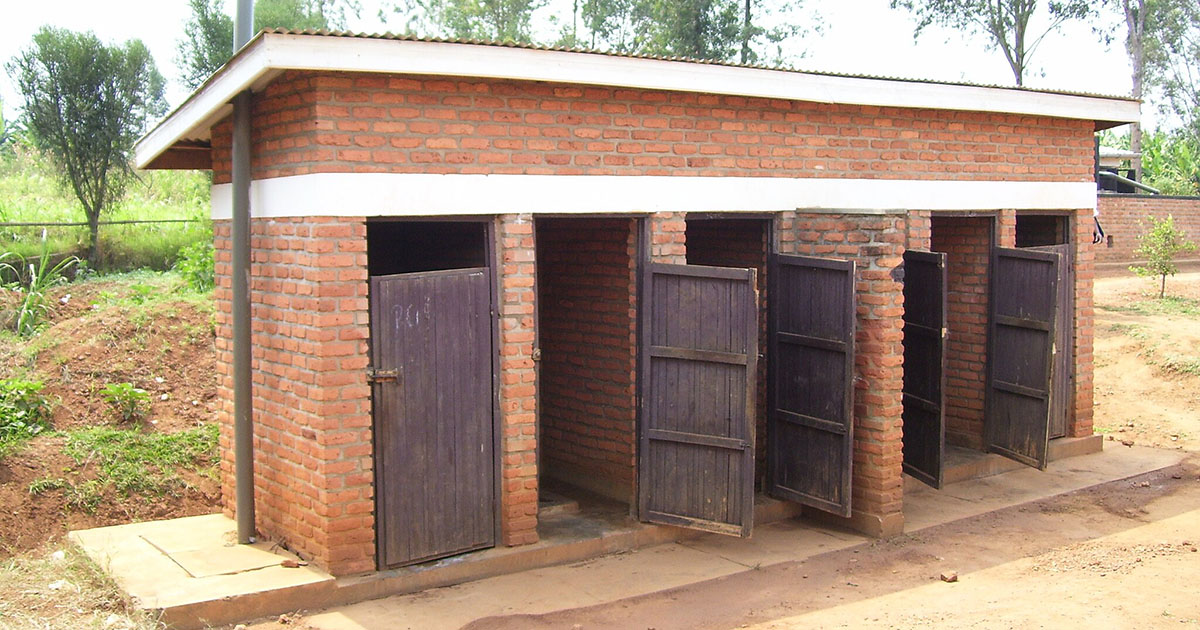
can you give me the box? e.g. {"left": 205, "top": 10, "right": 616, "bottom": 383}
{"left": 210, "top": 71, "right": 1096, "bottom": 185}
{"left": 214, "top": 217, "right": 374, "bottom": 576}
{"left": 1096, "top": 194, "right": 1200, "bottom": 263}
{"left": 535, "top": 218, "right": 638, "bottom": 503}
{"left": 776, "top": 211, "right": 907, "bottom": 537}
{"left": 684, "top": 218, "right": 770, "bottom": 483}
{"left": 929, "top": 216, "right": 993, "bottom": 450}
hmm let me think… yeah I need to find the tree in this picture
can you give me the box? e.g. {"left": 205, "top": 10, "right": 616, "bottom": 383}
{"left": 175, "top": 0, "right": 360, "bottom": 90}
{"left": 1130, "top": 214, "right": 1197, "bottom": 298}
{"left": 1148, "top": 1, "right": 1200, "bottom": 137}
{"left": 7, "top": 27, "right": 167, "bottom": 266}
{"left": 177, "top": 0, "right": 235, "bottom": 90}
{"left": 889, "top": 0, "right": 1093, "bottom": 86}
{"left": 390, "top": 0, "right": 545, "bottom": 42}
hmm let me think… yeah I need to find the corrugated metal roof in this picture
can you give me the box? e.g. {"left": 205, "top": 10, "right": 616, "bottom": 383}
{"left": 258, "top": 28, "right": 1138, "bottom": 103}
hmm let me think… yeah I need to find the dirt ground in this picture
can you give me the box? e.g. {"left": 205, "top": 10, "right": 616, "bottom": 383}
{"left": 1093, "top": 271, "right": 1200, "bottom": 452}
{"left": 0, "top": 277, "right": 220, "bottom": 555}
{"left": 250, "top": 271, "right": 1200, "bottom": 630}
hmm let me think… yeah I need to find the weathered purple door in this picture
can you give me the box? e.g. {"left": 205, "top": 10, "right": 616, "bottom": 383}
{"left": 639, "top": 263, "right": 757, "bottom": 537}
{"left": 370, "top": 268, "right": 495, "bottom": 568}
{"left": 766, "top": 254, "right": 856, "bottom": 517}
{"left": 902, "top": 250, "right": 947, "bottom": 489}
{"left": 986, "top": 248, "right": 1060, "bottom": 470}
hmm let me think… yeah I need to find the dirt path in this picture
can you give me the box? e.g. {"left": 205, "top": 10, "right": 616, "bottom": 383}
{"left": 457, "top": 460, "right": 1200, "bottom": 630}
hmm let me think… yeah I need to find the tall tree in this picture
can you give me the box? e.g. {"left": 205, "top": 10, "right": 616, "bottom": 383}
{"left": 1149, "top": 1, "right": 1200, "bottom": 136}
{"left": 390, "top": 0, "right": 545, "bottom": 42}
{"left": 7, "top": 27, "right": 167, "bottom": 266}
{"left": 1118, "top": 0, "right": 1151, "bottom": 180}
{"left": 175, "top": 0, "right": 360, "bottom": 90}
{"left": 889, "top": 0, "right": 1093, "bottom": 86}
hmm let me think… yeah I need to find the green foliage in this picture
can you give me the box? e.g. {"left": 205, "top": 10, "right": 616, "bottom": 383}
{"left": 57, "top": 425, "right": 219, "bottom": 511}
{"left": 1129, "top": 214, "right": 1199, "bottom": 297}
{"left": 889, "top": 0, "right": 1094, "bottom": 85}
{"left": 0, "top": 233, "right": 79, "bottom": 337}
{"left": 0, "top": 379, "right": 52, "bottom": 459}
{"left": 1099, "top": 128, "right": 1200, "bottom": 194}
{"left": 176, "top": 0, "right": 360, "bottom": 89}
{"left": 176, "top": 0, "right": 236, "bottom": 90}
{"left": 174, "top": 240, "right": 216, "bottom": 292}
{"left": 6, "top": 27, "right": 167, "bottom": 267}
{"left": 99, "top": 383, "right": 151, "bottom": 424}
{"left": 1146, "top": 0, "right": 1200, "bottom": 134}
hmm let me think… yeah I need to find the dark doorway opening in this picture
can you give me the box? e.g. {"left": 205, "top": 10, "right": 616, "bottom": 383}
{"left": 366, "top": 219, "right": 498, "bottom": 570}
{"left": 534, "top": 217, "right": 640, "bottom": 522}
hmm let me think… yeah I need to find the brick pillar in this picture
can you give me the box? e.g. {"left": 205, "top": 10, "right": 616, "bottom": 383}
{"left": 497, "top": 214, "right": 539, "bottom": 546}
{"left": 997, "top": 209, "right": 1017, "bottom": 247}
{"left": 907, "top": 210, "right": 932, "bottom": 250}
{"left": 1070, "top": 207, "right": 1095, "bottom": 437}
{"left": 650, "top": 212, "right": 686, "bottom": 263}
{"left": 778, "top": 211, "right": 906, "bottom": 538}
{"left": 214, "top": 216, "right": 374, "bottom": 576}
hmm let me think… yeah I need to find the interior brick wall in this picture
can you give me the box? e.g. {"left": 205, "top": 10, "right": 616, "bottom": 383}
{"left": 776, "top": 211, "right": 907, "bottom": 537}
{"left": 213, "top": 217, "right": 374, "bottom": 576}
{"left": 684, "top": 218, "right": 770, "bottom": 483}
{"left": 535, "top": 218, "right": 638, "bottom": 503}
{"left": 1096, "top": 194, "right": 1200, "bottom": 263}
{"left": 930, "top": 216, "right": 992, "bottom": 450}
{"left": 210, "top": 71, "right": 1096, "bottom": 185}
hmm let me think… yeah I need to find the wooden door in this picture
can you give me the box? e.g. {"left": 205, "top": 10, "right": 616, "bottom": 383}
{"left": 986, "top": 248, "right": 1060, "bottom": 470}
{"left": 766, "top": 254, "right": 856, "bottom": 517}
{"left": 639, "top": 263, "right": 758, "bottom": 537}
{"left": 371, "top": 268, "right": 495, "bottom": 568}
{"left": 901, "top": 250, "right": 947, "bottom": 489}
{"left": 1027, "top": 243, "right": 1073, "bottom": 439}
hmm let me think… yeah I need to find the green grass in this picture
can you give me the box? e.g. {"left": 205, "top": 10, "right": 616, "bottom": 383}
{"left": 26, "top": 425, "right": 219, "bottom": 513}
{"left": 0, "top": 148, "right": 212, "bottom": 273}
{"left": 1097, "top": 295, "right": 1200, "bottom": 317}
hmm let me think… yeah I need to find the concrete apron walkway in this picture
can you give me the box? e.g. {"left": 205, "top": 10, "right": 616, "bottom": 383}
{"left": 70, "top": 443, "right": 1185, "bottom": 630}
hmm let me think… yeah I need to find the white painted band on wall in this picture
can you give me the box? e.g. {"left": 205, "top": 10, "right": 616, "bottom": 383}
{"left": 209, "top": 173, "right": 1097, "bottom": 220}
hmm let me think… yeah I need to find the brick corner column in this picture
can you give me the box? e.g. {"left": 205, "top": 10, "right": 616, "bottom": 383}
{"left": 650, "top": 212, "right": 687, "bottom": 264}
{"left": 1070, "top": 207, "right": 1095, "bottom": 437}
{"left": 498, "top": 214, "right": 539, "bottom": 546}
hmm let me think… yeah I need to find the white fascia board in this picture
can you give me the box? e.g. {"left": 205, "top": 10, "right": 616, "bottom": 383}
{"left": 137, "top": 33, "right": 1140, "bottom": 170}
{"left": 209, "top": 173, "right": 1096, "bottom": 220}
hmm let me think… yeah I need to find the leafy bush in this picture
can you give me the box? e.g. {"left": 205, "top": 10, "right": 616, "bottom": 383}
{"left": 99, "top": 382, "right": 150, "bottom": 423}
{"left": 0, "top": 378, "right": 52, "bottom": 457}
{"left": 1130, "top": 214, "right": 1199, "bottom": 298}
{"left": 173, "top": 240, "right": 215, "bottom": 292}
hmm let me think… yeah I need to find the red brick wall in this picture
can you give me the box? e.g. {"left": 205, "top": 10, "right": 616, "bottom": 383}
{"left": 497, "top": 214, "right": 539, "bottom": 546}
{"left": 929, "top": 216, "right": 992, "bottom": 450}
{"left": 777, "top": 211, "right": 907, "bottom": 537}
{"left": 685, "top": 218, "right": 769, "bottom": 482}
{"left": 1069, "top": 207, "right": 1095, "bottom": 438}
{"left": 210, "top": 71, "right": 1096, "bottom": 185}
{"left": 535, "top": 218, "right": 638, "bottom": 503}
{"left": 214, "top": 217, "right": 374, "bottom": 576}
{"left": 1096, "top": 194, "right": 1200, "bottom": 263}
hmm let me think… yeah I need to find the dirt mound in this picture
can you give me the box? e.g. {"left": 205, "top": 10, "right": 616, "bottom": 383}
{"left": 0, "top": 275, "right": 221, "bottom": 555}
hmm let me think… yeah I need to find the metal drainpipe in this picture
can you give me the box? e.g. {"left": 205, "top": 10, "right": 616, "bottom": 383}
{"left": 233, "top": 0, "right": 255, "bottom": 545}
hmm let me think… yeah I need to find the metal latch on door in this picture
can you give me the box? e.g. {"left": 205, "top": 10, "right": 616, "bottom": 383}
{"left": 367, "top": 368, "right": 399, "bottom": 383}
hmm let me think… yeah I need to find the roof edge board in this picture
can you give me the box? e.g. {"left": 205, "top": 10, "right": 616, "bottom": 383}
{"left": 136, "top": 33, "right": 1141, "bottom": 169}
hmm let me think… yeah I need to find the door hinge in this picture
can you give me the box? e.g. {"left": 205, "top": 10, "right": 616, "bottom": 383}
{"left": 367, "top": 368, "right": 399, "bottom": 383}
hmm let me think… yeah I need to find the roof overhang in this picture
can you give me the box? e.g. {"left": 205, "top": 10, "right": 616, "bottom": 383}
{"left": 135, "top": 32, "right": 1143, "bottom": 170}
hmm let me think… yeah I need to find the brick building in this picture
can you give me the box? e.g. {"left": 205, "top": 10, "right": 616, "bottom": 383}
{"left": 135, "top": 31, "right": 1140, "bottom": 576}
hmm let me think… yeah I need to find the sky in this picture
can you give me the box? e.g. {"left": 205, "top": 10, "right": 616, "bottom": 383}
{"left": 0, "top": 0, "right": 1153, "bottom": 130}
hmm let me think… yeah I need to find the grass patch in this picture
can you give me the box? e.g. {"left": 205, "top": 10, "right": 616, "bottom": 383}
{"left": 1098, "top": 295, "right": 1200, "bottom": 317}
{"left": 0, "top": 544, "right": 158, "bottom": 630}
{"left": 38, "top": 425, "right": 219, "bottom": 513}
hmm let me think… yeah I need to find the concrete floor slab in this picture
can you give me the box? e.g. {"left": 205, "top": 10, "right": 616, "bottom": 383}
{"left": 71, "top": 443, "right": 1188, "bottom": 630}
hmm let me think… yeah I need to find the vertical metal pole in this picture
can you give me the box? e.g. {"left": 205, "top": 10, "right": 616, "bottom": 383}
{"left": 233, "top": 0, "right": 255, "bottom": 545}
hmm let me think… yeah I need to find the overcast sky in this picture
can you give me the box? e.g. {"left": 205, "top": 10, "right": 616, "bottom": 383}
{"left": 0, "top": 0, "right": 1151, "bottom": 129}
